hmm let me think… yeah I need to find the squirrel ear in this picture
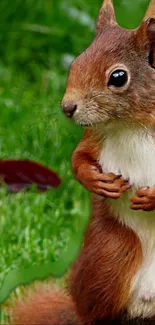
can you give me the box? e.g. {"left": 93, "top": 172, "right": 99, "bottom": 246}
{"left": 96, "top": 0, "right": 117, "bottom": 36}
{"left": 147, "top": 18, "right": 155, "bottom": 42}
{"left": 144, "top": 0, "right": 155, "bottom": 20}
{"left": 135, "top": 18, "right": 155, "bottom": 68}
{"left": 147, "top": 18, "right": 155, "bottom": 68}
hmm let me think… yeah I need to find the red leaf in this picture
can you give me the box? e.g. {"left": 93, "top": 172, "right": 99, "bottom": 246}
{"left": 0, "top": 160, "right": 61, "bottom": 192}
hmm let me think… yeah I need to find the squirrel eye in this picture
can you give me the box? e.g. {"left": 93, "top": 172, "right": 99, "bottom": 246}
{"left": 108, "top": 69, "right": 128, "bottom": 88}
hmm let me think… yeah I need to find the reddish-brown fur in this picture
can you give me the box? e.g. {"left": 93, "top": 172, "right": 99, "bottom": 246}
{"left": 64, "top": 25, "right": 155, "bottom": 127}
{"left": 72, "top": 129, "right": 130, "bottom": 199}
{"left": 9, "top": 285, "right": 81, "bottom": 325}
{"left": 69, "top": 200, "right": 142, "bottom": 325}
{"left": 9, "top": 1, "right": 155, "bottom": 324}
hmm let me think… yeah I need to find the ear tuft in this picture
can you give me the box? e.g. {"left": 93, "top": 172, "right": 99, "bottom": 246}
{"left": 96, "top": 0, "right": 117, "bottom": 36}
{"left": 135, "top": 18, "right": 155, "bottom": 46}
{"left": 144, "top": 0, "right": 155, "bottom": 20}
{"left": 135, "top": 18, "right": 155, "bottom": 68}
{"left": 147, "top": 18, "right": 155, "bottom": 68}
{"left": 147, "top": 18, "right": 155, "bottom": 42}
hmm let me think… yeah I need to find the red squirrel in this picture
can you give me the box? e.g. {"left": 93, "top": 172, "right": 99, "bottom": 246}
{"left": 9, "top": 0, "right": 155, "bottom": 324}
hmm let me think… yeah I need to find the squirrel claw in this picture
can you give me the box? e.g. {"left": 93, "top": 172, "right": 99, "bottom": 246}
{"left": 131, "top": 186, "right": 155, "bottom": 211}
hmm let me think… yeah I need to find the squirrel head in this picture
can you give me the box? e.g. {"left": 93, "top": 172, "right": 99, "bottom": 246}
{"left": 62, "top": 0, "right": 155, "bottom": 128}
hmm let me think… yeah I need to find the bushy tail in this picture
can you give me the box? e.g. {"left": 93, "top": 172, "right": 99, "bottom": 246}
{"left": 9, "top": 284, "right": 81, "bottom": 325}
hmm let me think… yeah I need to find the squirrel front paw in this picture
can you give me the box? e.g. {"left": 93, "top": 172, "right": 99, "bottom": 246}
{"left": 85, "top": 167, "right": 130, "bottom": 199}
{"left": 131, "top": 187, "right": 155, "bottom": 211}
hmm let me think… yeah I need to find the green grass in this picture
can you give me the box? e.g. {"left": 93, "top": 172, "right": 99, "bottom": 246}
{"left": 0, "top": 64, "right": 90, "bottom": 322}
{"left": 0, "top": 0, "right": 100, "bottom": 321}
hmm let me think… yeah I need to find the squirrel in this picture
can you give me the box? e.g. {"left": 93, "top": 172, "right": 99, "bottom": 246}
{"left": 9, "top": 0, "right": 155, "bottom": 324}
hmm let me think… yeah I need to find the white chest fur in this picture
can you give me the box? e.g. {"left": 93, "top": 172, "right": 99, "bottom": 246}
{"left": 98, "top": 124, "right": 155, "bottom": 318}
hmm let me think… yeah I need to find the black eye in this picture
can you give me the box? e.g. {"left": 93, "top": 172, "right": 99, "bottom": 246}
{"left": 108, "top": 69, "right": 128, "bottom": 88}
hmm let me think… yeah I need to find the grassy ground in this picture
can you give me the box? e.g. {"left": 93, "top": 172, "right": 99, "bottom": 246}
{"left": 0, "top": 62, "right": 90, "bottom": 321}
{"left": 0, "top": 0, "right": 100, "bottom": 321}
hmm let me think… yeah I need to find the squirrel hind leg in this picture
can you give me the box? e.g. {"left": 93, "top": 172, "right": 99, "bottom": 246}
{"left": 8, "top": 284, "right": 81, "bottom": 325}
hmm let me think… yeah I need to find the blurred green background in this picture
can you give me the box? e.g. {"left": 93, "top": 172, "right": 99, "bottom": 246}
{"left": 0, "top": 0, "right": 101, "bottom": 320}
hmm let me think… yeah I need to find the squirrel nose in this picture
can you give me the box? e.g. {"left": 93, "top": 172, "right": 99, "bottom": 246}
{"left": 62, "top": 101, "right": 77, "bottom": 118}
